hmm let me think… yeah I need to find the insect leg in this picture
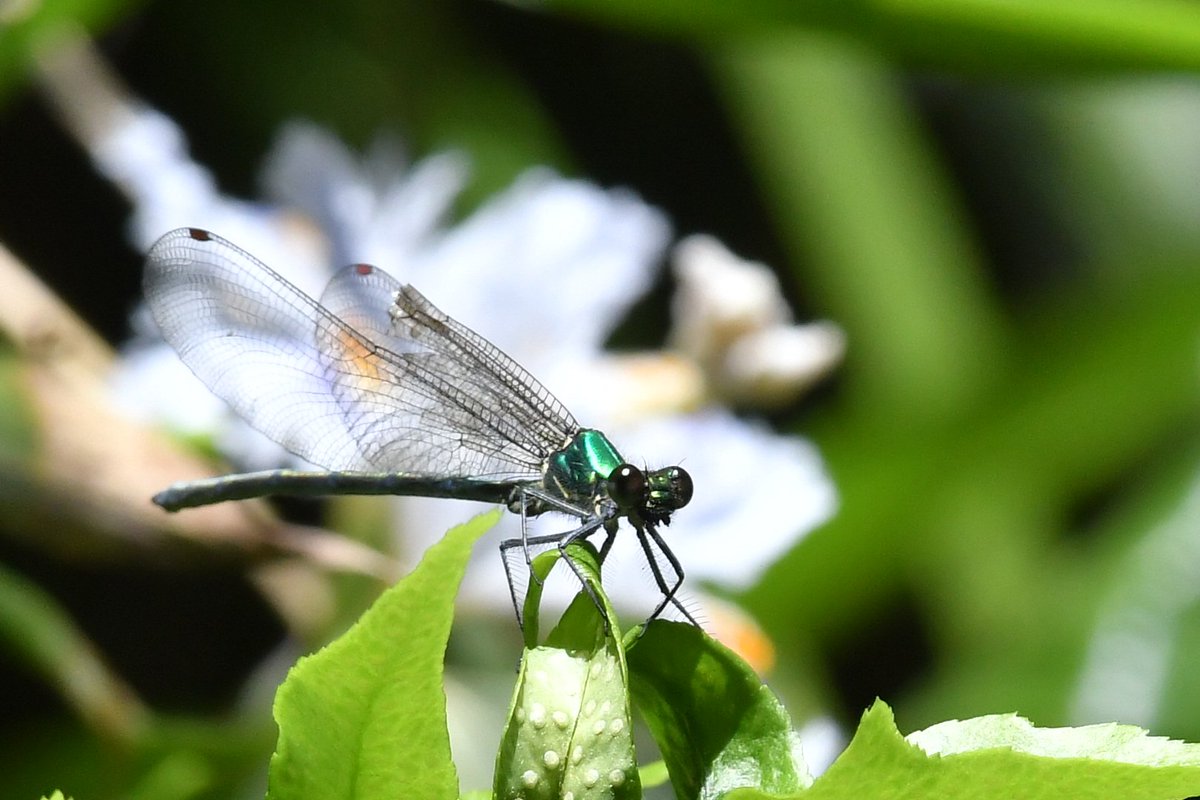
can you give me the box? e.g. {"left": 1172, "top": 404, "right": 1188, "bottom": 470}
{"left": 498, "top": 488, "right": 599, "bottom": 629}
{"left": 636, "top": 522, "right": 700, "bottom": 627}
{"left": 557, "top": 515, "right": 611, "bottom": 627}
{"left": 500, "top": 527, "right": 581, "bottom": 629}
{"left": 596, "top": 519, "right": 618, "bottom": 564}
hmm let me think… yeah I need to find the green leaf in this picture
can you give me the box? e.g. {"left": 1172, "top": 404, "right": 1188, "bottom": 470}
{"left": 637, "top": 759, "right": 669, "bottom": 789}
{"left": 542, "top": 0, "right": 1200, "bottom": 73}
{"left": 729, "top": 701, "right": 1200, "bottom": 799}
{"left": 494, "top": 543, "right": 641, "bottom": 800}
{"left": 519, "top": 542, "right": 567, "bottom": 650}
{"left": 909, "top": 711, "right": 1200, "bottom": 763}
{"left": 265, "top": 509, "right": 499, "bottom": 800}
{"left": 541, "top": 543, "right": 612, "bottom": 652}
{"left": 125, "top": 752, "right": 214, "bottom": 800}
{"left": 627, "top": 619, "right": 809, "bottom": 799}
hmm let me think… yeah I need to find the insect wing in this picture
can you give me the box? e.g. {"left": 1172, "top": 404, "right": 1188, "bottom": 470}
{"left": 315, "top": 262, "right": 579, "bottom": 480}
{"left": 145, "top": 227, "right": 578, "bottom": 482}
{"left": 145, "top": 228, "right": 377, "bottom": 471}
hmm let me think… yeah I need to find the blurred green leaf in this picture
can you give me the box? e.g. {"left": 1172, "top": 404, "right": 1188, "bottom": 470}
{"left": 265, "top": 509, "right": 499, "bottom": 800}
{"left": 541, "top": 0, "right": 1200, "bottom": 73}
{"left": 714, "top": 33, "right": 1004, "bottom": 426}
{"left": 896, "top": 269, "right": 1200, "bottom": 724}
{"left": 1016, "top": 440, "right": 1200, "bottom": 736}
{"left": 0, "top": 348, "right": 36, "bottom": 466}
{"left": 753, "top": 264, "right": 1200, "bottom": 663}
{"left": 638, "top": 758, "right": 669, "bottom": 788}
{"left": 0, "top": 561, "right": 147, "bottom": 742}
{"left": 628, "top": 619, "right": 810, "bottom": 799}
{"left": 0, "top": 0, "right": 142, "bottom": 102}
{"left": 125, "top": 751, "right": 214, "bottom": 800}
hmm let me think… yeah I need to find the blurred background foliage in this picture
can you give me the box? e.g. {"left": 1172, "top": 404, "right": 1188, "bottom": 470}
{"left": 4, "top": 1, "right": 1200, "bottom": 798}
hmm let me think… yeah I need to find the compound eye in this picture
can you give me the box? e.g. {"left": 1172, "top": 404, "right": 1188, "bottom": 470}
{"left": 668, "top": 466, "right": 693, "bottom": 509}
{"left": 608, "top": 464, "right": 647, "bottom": 510}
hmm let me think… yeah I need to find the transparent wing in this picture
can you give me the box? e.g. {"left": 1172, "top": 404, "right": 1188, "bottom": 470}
{"left": 317, "top": 262, "right": 581, "bottom": 477}
{"left": 144, "top": 227, "right": 579, "bottom": 480}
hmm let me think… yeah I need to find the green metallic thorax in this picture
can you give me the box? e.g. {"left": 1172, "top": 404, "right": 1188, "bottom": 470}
{"left": 544, "top": 429, "right": 624, "bottom": 506}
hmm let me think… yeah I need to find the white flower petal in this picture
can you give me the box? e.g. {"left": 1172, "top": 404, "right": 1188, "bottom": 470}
{"left": 721, "top": 322, "right": 846, "bottom": 407}
{"left": 671, "top": 233, "right": 844, "bottom": 409}
{"left": 260, "top": 122, "right": 469, "bottom": 268}
{"left": 671, "top": 234, "right": 793, "bottom": 354}
{"left": 412, "top": 170, "right": 671, "bottom": 369}
{"left": 798, "top": 716, "right": 845, "bottom": 778}
{"left": 110, "top": 345, "right": 228, "bottom": 433}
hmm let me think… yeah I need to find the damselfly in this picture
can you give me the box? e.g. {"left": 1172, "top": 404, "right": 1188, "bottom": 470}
{"left": 145, "top": 227, "right": 695, "bottom": 626}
